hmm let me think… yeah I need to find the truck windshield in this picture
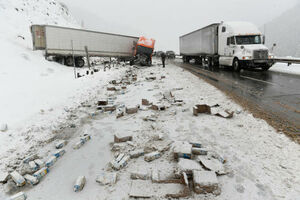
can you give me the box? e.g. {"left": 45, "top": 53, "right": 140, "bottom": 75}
{"left": 235, "top": 35, "right": 261, "bottom": 45}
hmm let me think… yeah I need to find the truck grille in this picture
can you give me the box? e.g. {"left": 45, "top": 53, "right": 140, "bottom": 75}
{"left": 253, "top": 50, "right": 268, "bottom": 60}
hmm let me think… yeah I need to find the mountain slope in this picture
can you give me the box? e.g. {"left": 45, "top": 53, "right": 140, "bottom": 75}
{"left": 264, "top": 3, "right": 300, "bottom": 57}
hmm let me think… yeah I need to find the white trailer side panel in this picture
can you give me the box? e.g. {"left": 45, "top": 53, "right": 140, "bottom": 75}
{"left": 180, "top": 23, "right": 220, "bottom": 56}
{"left": 44, "top": 26, "right": 139, "bottom": 57}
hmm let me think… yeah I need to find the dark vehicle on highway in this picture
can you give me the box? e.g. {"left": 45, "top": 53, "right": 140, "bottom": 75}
{"left": 166, "top": 51, "right": 176, "bottom": 59}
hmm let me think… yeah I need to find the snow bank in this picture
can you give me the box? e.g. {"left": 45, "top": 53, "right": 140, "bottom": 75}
{"left": 0, "top": 0, "right": 80, "bottom": 128}
{"left": 270, "top": 62, "right": 300, "bottom": 75}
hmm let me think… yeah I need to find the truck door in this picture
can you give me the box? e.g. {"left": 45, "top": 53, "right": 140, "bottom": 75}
{"left": 225, "top": 37, "right": 235, "bottom": 56}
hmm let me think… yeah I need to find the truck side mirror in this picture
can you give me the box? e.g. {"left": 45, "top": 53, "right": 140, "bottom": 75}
{"left": 262, "top": 35, "right": 266, "bottom": 44}
{"left": 273, "top": 43, "right": 276, "bottom": 47}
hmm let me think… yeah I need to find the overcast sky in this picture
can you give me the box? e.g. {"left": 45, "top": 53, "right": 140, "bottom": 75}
{"left": 59, "top": 0, "right": 299, "bottom": 52}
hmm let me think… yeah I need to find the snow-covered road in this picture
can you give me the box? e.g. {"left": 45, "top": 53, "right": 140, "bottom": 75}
{"left": 2, "top": 62, "right": 299, "bottom": 200}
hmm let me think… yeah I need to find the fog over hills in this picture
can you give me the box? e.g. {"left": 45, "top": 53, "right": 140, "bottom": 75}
{"left": 263, "top": 3, "right": 300, "bottom": 57}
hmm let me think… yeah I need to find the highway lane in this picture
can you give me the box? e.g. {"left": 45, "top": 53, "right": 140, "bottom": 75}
{"left": 174, "top": 60, "right": 300, "bottom": 141}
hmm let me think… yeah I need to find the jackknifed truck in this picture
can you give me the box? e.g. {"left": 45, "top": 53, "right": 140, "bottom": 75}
{"left": 31, "top": 25, "right": 155, "bottom": 67}
{"left": 180, "top": 21, "right": 275, "bottom": 71}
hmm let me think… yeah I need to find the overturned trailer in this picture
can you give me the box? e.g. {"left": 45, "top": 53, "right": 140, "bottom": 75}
{"left": 31, "top": 25, "right": 155, "bottom": 67}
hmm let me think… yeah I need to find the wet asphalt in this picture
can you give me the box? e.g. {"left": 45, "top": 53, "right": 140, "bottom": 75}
{"left": 174, "top": 60, "right": 300, "bottom": 135}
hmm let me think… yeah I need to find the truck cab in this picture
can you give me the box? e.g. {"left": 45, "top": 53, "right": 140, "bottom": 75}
{"left": 218, "top": 22, "right": 274, "bottom": 71}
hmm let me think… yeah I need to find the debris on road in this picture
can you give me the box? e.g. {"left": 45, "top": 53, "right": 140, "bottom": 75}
{"left": 193, "top": 104, "right": 234, "bottom": 118}
{"left": 97, "top": 105, "right": 116, "bottom": 112}
{"left": 96, "top": 172, "right": 118, "bottom": 186}
{"left": 97, "top": 99, "right": 108, "bottom": 106}
{"left": 55, "top": 140, "right": 67, "bottom": 149}
{"left": 111, "top": 154, "right": 130, "bottom": 170}
{"left": 45, "top": 156, "right": 57, "bottom": 168}
{"left": 0, "top": 172, "right": 10, "bottom": 183}
{"left": 23, "top": 154, "right": 38, "bottom": 164}
{"left": 10, "top": 171, "right": 26, "bottom": 187}
{"left": 189, "top": 142, "right": 202, "bottom": 148}
{"left": 33, "top": 159, "right": 44, "bottom": 168}
{"left": 114, "top": 133, "right": 133, "bottom": 143}
{"left": 53, "top": 149, "right": 66, "bottom": 159}
{"left": 176, "top": 158, "right": 202, "bottom": 176}
{"left": 8, "top": 192, "right": 27, "bottom": 200}
{"left": 74, "top": 176, "right": 86, "bottom": 192}
{"left": 173, "top": 141, "right": 192, "bottom": 159}
{"left": 33, "top": 167, "right": 49, "bottom": 180}
{"left": 29, "top": 161, "right": 39, "bottom": 172}
{"left": 144, "top": 151, "right": 161, "bottom": 162}
{"left": 125, "top": 106, "right": 139, "bottom": 114}
{"left": 142, "top": 99, "right": 151, "bottom": 106}
{"left": 73, "top": 135, "right": 91, "bottom": 149}
{"left": 0, "top": 123, "right": 8, "bottom": 132}
{"left": 193, "top": 170, "right": 221, "bottom": 195}
{"left": 24, "top": 174, "right": 39, "bottom": 185}
{"left": 192, "top": 148, "right": 208, "bottom": 155}
{"left": 130, "top": 168, "right": 150, "bottom": 180}
{"left": 129, "top": 149, "right": 144, "bottom": 158}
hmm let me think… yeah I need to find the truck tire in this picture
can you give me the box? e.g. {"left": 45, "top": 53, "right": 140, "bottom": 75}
{"left": 130, "top": 60, "right": 134, "bottom": 66}
{"left": 262, "top": 65, "right": 270, "bottom": 71}
{"left": 233, "top": 58, "right": 241, "bottom": 72}
{"left": 65, "top": 56, "right": 74, "bottom": 66}
{"left": 75, "top": 57, "right": 85, "bottom": 68}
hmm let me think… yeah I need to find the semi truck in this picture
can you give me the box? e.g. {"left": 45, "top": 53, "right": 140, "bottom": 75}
{"left": 31, "top": 25, "right": 155, "bottom": 67}
{"left": 180, "top": 21, "right": 275, "bottom": 71}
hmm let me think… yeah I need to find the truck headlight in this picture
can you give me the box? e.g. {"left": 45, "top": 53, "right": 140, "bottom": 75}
{"left": 242, "top": 56, "right": 252, "bottom": 60}
{"left": 268, "top": 55, "right": 274, "bottom": 59}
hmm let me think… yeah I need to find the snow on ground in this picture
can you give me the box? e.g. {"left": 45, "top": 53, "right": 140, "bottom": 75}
{"left": 1, "top": 61, "right": 299, "bottom": 200}
{"left": 270, "top": 62, "right": 300, "bottom": 75}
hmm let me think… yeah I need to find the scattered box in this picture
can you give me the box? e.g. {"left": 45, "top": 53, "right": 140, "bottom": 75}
{"left": 130, "top": 168, "right": 150, "bottom": 180}
{"left": 129, "top": 149, "right": 144, "bottom": 158}
{"left": 53, "top": 149, "right": 66, "bottom": 159}
{"left": 23, "top": 154, "right": 38, "bottom": 164}
{"left": 111, "top": 155, "right": 130, "bottom": 170}
{"left": 192, "top": 148, "right": 208, "bottom": 155}
{"left": 114, "top": 134, "right": 133, "bottom": 143}
{"left": 116, "top": 110, "right": 124, "bottom": 119}
{"left": 177, "top": 158, "right": 202, "bottom": 176}
{"left": 24, "top": 174, "right": 39, "bottom": 185}
{"left": 33, "top": 167, "right": 49, "bottom": 180}
{"left": 74, "top": 176, "right": 86, "bottom": 192}
{"left": 142, "top": 99, "right": 151, "bottom": 106}
{"left": 34, "top": 159, "right": 44, "bottom": 168}
{"left": 45, "top": 156, "right": 57, "bottom": 168}
{"left": 144, "top": 151, "right": 161, "bottom": 162}
{"left": 125, "top": 106, "right": 139, "bottom": 114}
{"left": 107, "top": 87, "right": 116, "bottom": 91}
{"left": 10, "top": 171, "right": 26, "bottom": 187}
{"left": 9, "top": 192, "right": 27, "bottom": 200}
{"left": 173, "top": 141, "right": 192, "bottom": 159}
{"left": 98, "top": 100, "right": 108, "bottom": 106}
{"left": 0, "top": 172, "right": 10, "bottom": 183}
{"left": 193, "top": 104, "right": 211, "bottom": 116}
{"left": 55, "top": 140, "right": 67, "bottom": 149}
{"left": 96, "top": 172, "right": 118, "bottom": 185}
{"left": 193, "top": 170, "right": 220, "bottom": 195}
{"left": 29, "top": 161, "right": 39, "bottom": 171}
{"left": 189, "top": 142, "right": 202, "bottom": 148}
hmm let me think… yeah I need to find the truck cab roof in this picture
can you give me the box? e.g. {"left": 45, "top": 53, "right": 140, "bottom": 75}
{"left": 221, "top": 21, "right": 262, "bottom": 36}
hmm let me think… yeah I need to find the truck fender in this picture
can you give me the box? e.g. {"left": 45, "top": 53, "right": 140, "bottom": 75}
{"left": 219, "top": 56, "right": 235, "bottom": 66}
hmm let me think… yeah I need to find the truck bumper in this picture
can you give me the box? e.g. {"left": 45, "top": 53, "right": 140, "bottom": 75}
{"left": 241, "top": 59, "right": 274, "bottom": 68}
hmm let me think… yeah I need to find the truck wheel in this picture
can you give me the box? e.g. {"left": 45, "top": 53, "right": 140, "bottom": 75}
{"left": 75, "top": 57, "right": 85, "bottom": 68}
{"left": 130, "top": 60, "right": 134, "bottom": 66}
{"left": 233, "top": 58, "right": 241, "bottom": 72}
{"left": 262, "top": 65, "right": 270, "bottom": 71}
{"left": 65, "top": 56, "right": 74, "bottom": 66}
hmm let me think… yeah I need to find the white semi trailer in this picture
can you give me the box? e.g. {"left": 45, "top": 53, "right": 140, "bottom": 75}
{"left": 180, "top": 21, "right": 275, "bottom": 71}
{"left": 31, "top": 25, "right": 140, "bottom": 67}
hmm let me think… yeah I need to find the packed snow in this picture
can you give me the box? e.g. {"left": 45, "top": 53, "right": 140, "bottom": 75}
{"left": 0, "top": 0, "right": 299, "bottom": 200}
{"left": 1, "top": 61, "right": 299, "bottom": 200}
{"left": 270, "top": 62, "right": 300, "bottom": 75}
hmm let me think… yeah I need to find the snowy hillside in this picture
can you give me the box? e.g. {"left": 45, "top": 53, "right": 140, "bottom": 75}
{"left": 0, "top": 0, "right": 121, "bottom": 166}
{"left": 264, "top": 3, "right": 300, "bottom": 57}
{"left": 0, "top": 0, "right": 80, "bottom": 129}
